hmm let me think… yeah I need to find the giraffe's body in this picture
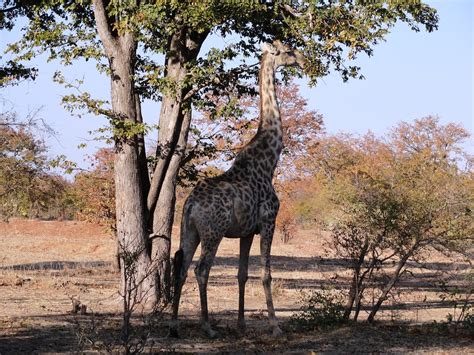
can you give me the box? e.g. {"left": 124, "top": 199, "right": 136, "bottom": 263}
{"left": 170, "top": 41, "right": 306, "bottom": 338}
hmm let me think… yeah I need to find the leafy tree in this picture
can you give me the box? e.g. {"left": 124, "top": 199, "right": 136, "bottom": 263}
{"left": 0, "top": 1, "right": 38, "bottom": 86}
{"left": 5, "top": 0, "right": 439, "bottom": 304}
{"left": 311, "top": 117, "right": 473, "bottom": 322}
{"left": 0, "top": 109, "right": 71, "bottom": 220}
{"left": 72, "top": 148, "right": 115, "bottom": 230}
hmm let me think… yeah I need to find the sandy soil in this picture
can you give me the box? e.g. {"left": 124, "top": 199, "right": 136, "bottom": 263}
{"left": 0, "top": 219, "right": 472, "bottom": 353}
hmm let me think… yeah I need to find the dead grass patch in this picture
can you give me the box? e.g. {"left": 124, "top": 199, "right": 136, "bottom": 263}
{"left": 0, "top": 219, "right": 471, "bottom": 353}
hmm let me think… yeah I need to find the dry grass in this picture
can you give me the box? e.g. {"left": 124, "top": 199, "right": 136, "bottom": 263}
{"left": 0, "top": 219, "right": 471, "bottom": 353}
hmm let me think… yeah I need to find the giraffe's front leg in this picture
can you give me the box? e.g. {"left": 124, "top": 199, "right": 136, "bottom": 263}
{"left": 237, "top": 235, "right": 254, "bottom": 333}
{"left": 260, "top": 223, "right": 283, "bottom": 337}
{"left": 195, "top": 238, "right": 221, "bottom": 339}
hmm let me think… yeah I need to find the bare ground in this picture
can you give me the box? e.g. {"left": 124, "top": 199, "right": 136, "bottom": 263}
{"left": 0, "top": 219, "right": 472, "bottom": 353}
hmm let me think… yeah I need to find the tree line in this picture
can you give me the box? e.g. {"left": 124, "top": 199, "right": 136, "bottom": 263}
{"left": 0, "top": 109, "right": 115, "bottom": 224}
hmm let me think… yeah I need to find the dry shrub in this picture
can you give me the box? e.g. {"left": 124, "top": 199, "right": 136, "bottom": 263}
{"left": 277, "top": 205, "right": 297, "bottom": 243}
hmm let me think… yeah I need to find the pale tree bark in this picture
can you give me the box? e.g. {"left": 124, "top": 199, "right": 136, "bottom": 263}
{"left": 92, "top": 0, "right": 154, "bottom": 303}
{"left": 94, "top": 1, "right": 209, "bottom": 303}
{"left": 135, "top": 93, "right": 151, "bottom": 208}
{"left": 152, "top": 106, "right": 191, "bottom": 300}
{"left": 147, "top": 28, "right": 208, "bottom": 301}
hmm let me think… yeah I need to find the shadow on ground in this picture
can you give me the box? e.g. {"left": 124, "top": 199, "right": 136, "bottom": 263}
{"left": 2, "top": 255, "right": 469, "bottom": 273}
{"left": 209, "top": 255, "right": 470, "bottom": 294}
{"left": 0, "top": 260, "right": 110, "bottom": 271}
{"left": 3, "top": 256, "right": 469, "bottom": 294}
{"left": 1, "top": 256, "right": 471, "bottom": 353}
{"left": 213, "top": 255, "right": 471, "bottom": 273}
{"left": 1, "top": 313, "right": 471, "bottom": 353}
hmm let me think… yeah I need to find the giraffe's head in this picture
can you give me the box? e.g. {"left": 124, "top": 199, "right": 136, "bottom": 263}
{"left": 262, "top": 40, "right": 307, "bottom": 70}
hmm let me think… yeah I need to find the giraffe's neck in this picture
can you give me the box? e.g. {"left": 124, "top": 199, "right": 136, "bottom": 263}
{"left": 258, "top": 54, "right": 282, "bottom": 134}
{"left": 227, "top": 54, "right": 283, "bottom": 180}
{"left": 250, "top": 54, "right": 283, "bottom": 174}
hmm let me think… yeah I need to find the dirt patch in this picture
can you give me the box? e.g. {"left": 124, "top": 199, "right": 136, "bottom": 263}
{"left": 0, "top": 219, "right": 471, "bottom": 353}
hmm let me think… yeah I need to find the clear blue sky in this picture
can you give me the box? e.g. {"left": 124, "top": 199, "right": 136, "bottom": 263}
{"left": 1, "top": 1, "right": 472, "bottom": 168}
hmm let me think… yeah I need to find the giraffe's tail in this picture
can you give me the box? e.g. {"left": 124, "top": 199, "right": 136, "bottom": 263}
{"left": 173, "top": 202, "right": 190, "bottom": 292}
{"left": 172, "top": 200, "right": 196, "bottom": 299}
{"left": 173, "top": 248, "right": 184, "bottom": 294}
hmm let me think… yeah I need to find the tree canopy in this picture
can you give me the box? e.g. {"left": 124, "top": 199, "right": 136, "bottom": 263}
{"left": 5, "top": 1, "right": 439, "bottom": 98}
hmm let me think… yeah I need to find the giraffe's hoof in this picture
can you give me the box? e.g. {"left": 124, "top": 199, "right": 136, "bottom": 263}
{"left": 202, "top": 324, "right": 219, "bottom": 339}
{"left": 272, "top": 326, "right": 284, "bottom": 337}
{"left": 168, "top": 328, "right": 180, "bottom": 338}
{"left": 237, "top": 320, "right": 246, "bottom": 333}
{"left": 205, "top": 328, "right": 219, "bottom": 339}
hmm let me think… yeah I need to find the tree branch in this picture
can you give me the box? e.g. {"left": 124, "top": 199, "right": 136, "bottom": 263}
{"left": 280, "top": 4, "right": 303, "bottom": 18}
{"left": 182, "top": 86, "right": 202, "bottom": 103}
{"left": 146, "top": 108, "right": 187, "bottom": 220}
{"left": 0, "top": 5, "right": 20, "bottom": 13}
{"left": 182, "top": 63, "right": 259, "bottom": 102}
{"left": 279, "top": 3, "right": 313, "bottom": 28}
{"left": 92, "top": 0, "right": 117, "bottom": 56}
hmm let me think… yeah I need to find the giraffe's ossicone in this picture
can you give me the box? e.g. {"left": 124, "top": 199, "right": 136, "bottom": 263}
{"left": 170, "top": 40, "right": 306, "bottom": 339}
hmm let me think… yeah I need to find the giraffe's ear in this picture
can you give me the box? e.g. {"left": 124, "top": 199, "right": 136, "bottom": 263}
{"left": 262, "top": 42, "right": 278, "bottom": 55}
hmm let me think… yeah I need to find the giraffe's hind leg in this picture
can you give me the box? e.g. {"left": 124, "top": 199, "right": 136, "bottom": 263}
{"left": 260, "top": 223, "right": 283, "bottom": 337}
{"left": 194, "top": 232, "right": 222, "bottom": 339}
{"left": 238, "top": 235, "right": 254, "bottom": 332}
{"left": 169, "top": 223, "right": 199, "bottom": 338}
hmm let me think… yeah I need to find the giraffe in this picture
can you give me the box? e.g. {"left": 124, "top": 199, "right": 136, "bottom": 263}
{"left": 169, "top": 40, "right": 306, "bottom": 339}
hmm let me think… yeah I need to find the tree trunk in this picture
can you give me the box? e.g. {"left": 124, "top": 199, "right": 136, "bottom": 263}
{"left": 367, "top": 247, "right": 415, "bottom": 323}
{"left": 113, "top": 236, "right": 121, "bottom": 272}
{"left": 135, "top": 94, "right": 150, "bottom": 214}
{"left": 353, "top": 252, "right": 380, "bottom": 321}
{"left": 147, "top": 29, "right": 208, "bottom": 301}
{"left": 344, "top": 273, "right": 358, "bottom": 320}
{"left": 353, "top": 285, "right": 365, "bottom": 321}
{"left": 93, "top": 0, "right": 153, "bottom": 305}
{"left": 344, "top": 237, "right": 369, "bottom": 320}
{"left": 152, "top": 106, "right": 191, "bottom": 300}
{"left": 112, "top": 61, "right": 154, "bottom": 304}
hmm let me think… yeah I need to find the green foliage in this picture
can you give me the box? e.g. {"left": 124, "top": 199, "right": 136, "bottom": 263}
{"left": 5, "top": 1, "right": 440, "bottom": 119}
{"left": 0, "top": 60, "right": 37, "bottom": 87}
{"left": 0, "top": 1, "right": 41, "bottom": 86}
{"left": 446, "top": 312, "right": 474, "bottom": 333}
{"left": 52, "top": 71, "right": 155, "bottom": 144}
{"left": 2, "top": 0, "right": 441, "bottom": 185}
{"left": 0, "top": 110, "right": 74, "bottom": 220}
{"left": 50, "top": 154, "right": 78, "bottom": 175}
{"left": 287, "top": 289, "right": 346, "bottom": 332}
